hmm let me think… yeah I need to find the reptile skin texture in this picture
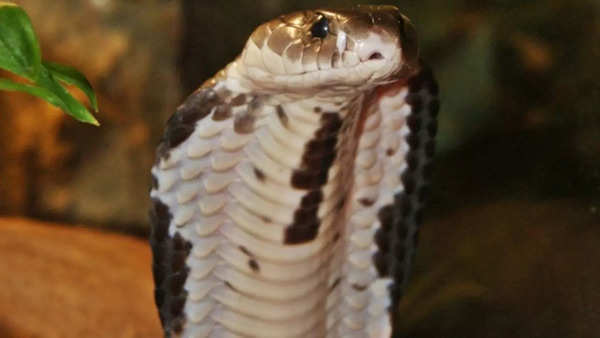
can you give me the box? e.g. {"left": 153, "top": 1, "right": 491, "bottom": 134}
{"left": 150, "top": 5, "right": 438, "bottom": 338}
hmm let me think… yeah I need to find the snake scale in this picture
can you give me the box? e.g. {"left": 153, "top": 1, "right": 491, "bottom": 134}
{"left": 149, "top": 5, "right": 439, "bottom": 338}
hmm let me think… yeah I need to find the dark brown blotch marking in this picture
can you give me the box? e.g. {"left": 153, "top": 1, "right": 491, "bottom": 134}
{"left": 149, "top": 198, "right": 193, "bottom": 336}
{"left": 170, "top": 318, "right": 185, "bottom": 335}
{"left": 333, "top": 232, "right": 341, "bottom": 243}
{"left": 156, "top": 88, "right": 222, "bottom": 161}
{"left": 377, "top": 205, "right": 394, "bottom": 231}
{"left": 427, "top": 121, "right": 438, "bottom": 137}
{"left": 395, "top": 221, "right": 409, "bottom": 242}
{"left": 291, "top": 165, "right": 334, "bottom": 190}
{"left": 285, "top": 225, "right": 319, "bottom": 244}
{"left": 212, "top": 105, "right": 232, "bottom": 121}
{"left": 401, "top": 172, "right": 416, "bottom": 198}
{"left": 313, "top": 106, "right": 322, "bottom": 113}
{"left": 418, "top": 186, "right": 430, "bottom": 203}
{"left": 386, "top": 148, "right": 396, "bottom": 156}
{"left": 335, "top": 198, "right": 345, "bottom": 211}
{"left": 330, "top": 277, "right": 342, "bottom": 291}
{"left": 408, "top": 71, "right": 425, "bottom": 92}
{"left": 276, "top": 105, "right": 289, "bottom": 127}
{"left": 407, "top": 114, "right": 421, "bottom": 130}
{"left": 407, "top": 133, "right": 420, "bottom": 148}
{"left": 404, "top": 175, "right": 416, "bottom": 194}
{"left": 224, "top": 281, "right": 237, "bottom": 291}
{"left": 426, "top": 140, "right": 436, "bottom": 157}
{"left": 253, "top": 167, "right": 266, "bottom": 182}
{"left": 314, "top": 113, "right": 343, "bottom": 138}
{"left": 149, "top": 198, "right": 170, "bottom": 243}
{"left": 423, "top": 162, "right": 434, "bottom": 178}
{"left": 407, "top": 153, "right": 420, "bottom": 171}
{"left": 248, "top": 97, "right": 263, "bottom": 113}
{"left": 301, "top": 190, "right": 323, "bottom": 207}
{"left": 285, "top": 113, "right": 343, "bottom": 244}
{"left": 169, "top": 294, "right": 186, "bottom": 316}
{"left": 234, "top": 112, "right": 256, "bottom": 134}
{"left": 374, "top": 227, "right": 390, "bottom": 253}
{"left": 303, "top": 137, "right": 338, "bottom": 159}
{"left": 352, "top": 284, "right": 367, "bottom": 291}
{"left": 239, "top": 245, "right": 253, "bottom": 256}
{"left": 393, "top": 266, "right": 405, "bottom": 285}
{"left": 428, "top": 99, "right": 440, "bottom": 117}
{"left": 248, "top": 259, "right": 260, "bottom": 272}
{"left": 400, "top": 195, "right": 413, "bottom": 217}
{"left": 151, "top": 174, "right": 159, "bottom": 190}
{"left": 358, "top": 197, "right": 375, "bottom": 207}
{"left": 383, "top": 66, "right": 439, "bottom": 323}
{"left": 406, "top": 94, "right": 423, "bottom": 113}
{"left": 261, "top": 215, "right": 272, "bottom": 223}
{"left": 230, "top": 94, "right": 247, "bottom": 106}
{"left": 286, "top": 193, "right": 321, "bottom": 244}
{"left": 179, "top": 89, "right": 220, "bottom": 125}
{"left": 216, "top": 87, "right": 232, "bottom": 99}
{"left": 373, "top": 250, "right": 389, "bottom": 276}
{"left": 372, "top": 203, "right": 395, "bottom": 277}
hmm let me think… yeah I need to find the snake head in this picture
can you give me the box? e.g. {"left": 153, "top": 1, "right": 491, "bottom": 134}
{"left": 237, "top": 6, "right": 420, "bottom": 94}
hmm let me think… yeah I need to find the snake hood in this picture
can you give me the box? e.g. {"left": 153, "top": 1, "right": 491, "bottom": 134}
{"left": 212, "top": 6, "right": 419, "bottom": 94}
{"left": 151, "top": 5, "right": 438, "bottom": 338}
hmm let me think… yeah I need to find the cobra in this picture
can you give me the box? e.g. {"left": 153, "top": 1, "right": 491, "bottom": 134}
{"left": 150, "top": 5, "right": 438, "bottom": 338}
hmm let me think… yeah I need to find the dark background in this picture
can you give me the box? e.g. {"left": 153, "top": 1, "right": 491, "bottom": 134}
{"left": 0, "top": 0, "right": 599, "bottom": 337}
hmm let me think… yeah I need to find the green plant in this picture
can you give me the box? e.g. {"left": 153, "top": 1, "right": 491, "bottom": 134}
{"left": 0, "top": 1, "right": 99, "bottom": 125}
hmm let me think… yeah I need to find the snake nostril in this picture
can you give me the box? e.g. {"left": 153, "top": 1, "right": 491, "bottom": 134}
{"left": 369, "top": 52, "right": 384, "bottom": 60}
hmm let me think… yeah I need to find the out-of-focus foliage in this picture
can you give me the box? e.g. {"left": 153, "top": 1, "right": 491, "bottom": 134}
{"left": 0, "top": 2, "right": 99, "bottom": 125}
{"left": 0, "top": 0, "right": 179, "bottom": 229}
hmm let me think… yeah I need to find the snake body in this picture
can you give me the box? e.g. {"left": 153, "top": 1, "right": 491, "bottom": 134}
{"left": 150, "top": 6, "right": 438, "bottom": 337}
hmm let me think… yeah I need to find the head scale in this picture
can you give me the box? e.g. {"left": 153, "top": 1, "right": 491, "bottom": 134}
{"left": 237, "top": 5, "right": 419, "bottom": 94}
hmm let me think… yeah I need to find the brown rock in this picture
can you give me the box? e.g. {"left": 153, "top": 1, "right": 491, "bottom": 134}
{"left": 0, "top": 217, "right": 162, "bottom": 338}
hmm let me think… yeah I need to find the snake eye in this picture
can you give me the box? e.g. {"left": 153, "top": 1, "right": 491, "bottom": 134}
{"left": 311, "top": 16, "right": 329, "bottom": 38}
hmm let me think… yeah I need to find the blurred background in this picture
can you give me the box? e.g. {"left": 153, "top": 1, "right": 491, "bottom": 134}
{"left": 0, "top": 0, "right": 598, "bottom": 337}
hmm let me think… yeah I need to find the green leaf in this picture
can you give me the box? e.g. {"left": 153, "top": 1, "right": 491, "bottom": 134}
{"left": 44, "top": 61, "right": 98, "bottom": 111}
{"left": 0, "top": 77, "right": 62, "bottom": 106}
{"left": 0, "top": 69, "right": 100, "bottom": 126}
{"left": 35, "top": 67, "right": 99, "bottom": 125}
{"left": 0, "top": 2, "right": 42, "bottom": 79}
{"left": 0, "top": 2, "right": 99, "bottom": 126}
